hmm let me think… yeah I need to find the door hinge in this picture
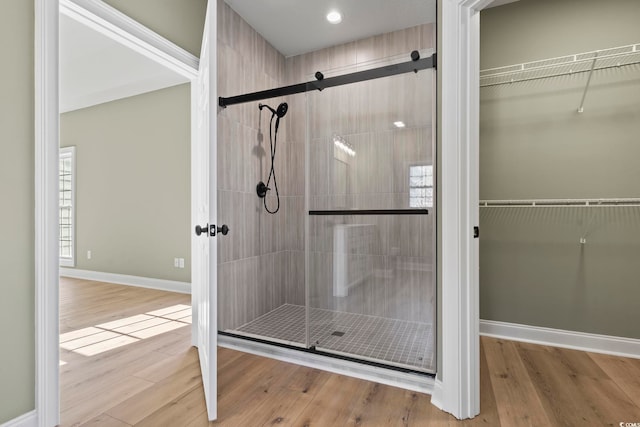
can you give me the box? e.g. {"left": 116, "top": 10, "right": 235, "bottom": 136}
{"left": 474, "top": 226, "right": 480, "bottom": 239}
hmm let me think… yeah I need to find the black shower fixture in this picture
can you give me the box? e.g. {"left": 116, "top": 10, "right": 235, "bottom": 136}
{"left": 260, "top": 102, "right": 288, "bottom": 132}
{"left": 257, "top": 102, "right": 288, "bottom": 214}
{"left": 259, "top": 102, "right": 288, "bottom": 118}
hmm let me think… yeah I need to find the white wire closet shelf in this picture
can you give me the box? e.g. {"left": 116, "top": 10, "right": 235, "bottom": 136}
{"left": 480, "top": 43, "right": 640, "bottom": 87}
{"left": 480, "top": 198, "right": 640, "bottom": 208}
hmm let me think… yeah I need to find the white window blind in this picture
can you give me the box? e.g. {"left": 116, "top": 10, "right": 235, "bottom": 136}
{"left": 409, "top": 165, "right": 433, "bottom": 208}
{"left": 60, "top": 147, "right": 75, "bottom": 267}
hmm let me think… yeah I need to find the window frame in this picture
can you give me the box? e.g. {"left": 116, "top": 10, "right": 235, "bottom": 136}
{"left": 408, "top": 164, "right": 433, "bottom": 208}
{"left": 59, "top": 146, "right": 76, "bottom": 267}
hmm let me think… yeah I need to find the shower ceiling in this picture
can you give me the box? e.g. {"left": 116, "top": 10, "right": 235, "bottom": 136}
{"left": 223, "top": 0, "right": 437, "bottom": 57}
{"left": 223, "top": 0, "right": 520, "bottom": 57}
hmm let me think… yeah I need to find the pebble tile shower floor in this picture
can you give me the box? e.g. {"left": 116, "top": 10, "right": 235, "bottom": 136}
{"left": 232, "top": 304, "right": 434, "bottom": 372}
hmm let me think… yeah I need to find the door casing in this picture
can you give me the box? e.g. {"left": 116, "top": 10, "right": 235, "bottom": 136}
{"left": 34, "top": 0, "right": 204, "bottom": 425}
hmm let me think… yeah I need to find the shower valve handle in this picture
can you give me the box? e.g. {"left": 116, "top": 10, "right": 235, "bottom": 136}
{"left": 256, "top": 181, "right": 270, "bottom": 198}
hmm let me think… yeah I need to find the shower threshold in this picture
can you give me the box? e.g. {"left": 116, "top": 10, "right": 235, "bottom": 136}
{"left": 224, "top": 304, "right": 435, "bottom": 374}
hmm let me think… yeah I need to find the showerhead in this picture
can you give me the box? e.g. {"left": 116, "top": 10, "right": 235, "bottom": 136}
{"left": 258, "top": 102, "right": 288, "bottom": 118}
{"left": 276, "top": 102, "right": 288, "bottom": 118}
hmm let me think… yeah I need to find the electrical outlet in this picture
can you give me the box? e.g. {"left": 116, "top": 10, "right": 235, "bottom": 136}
{"left": 179, "top": 258, "right": 185, "bottom": 268}
{"left": 174, "top": 258, "right": 180, "bottom": 268}
{"left": 87, "top": 250, "right": 92, "bottom": 260}
{"left": 580, "top": 237, "right": 586, "bottom": 244}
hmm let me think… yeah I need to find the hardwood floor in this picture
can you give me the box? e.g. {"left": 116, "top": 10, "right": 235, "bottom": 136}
{"left": 59, "top": 277, "right": 640, "bottom": 426}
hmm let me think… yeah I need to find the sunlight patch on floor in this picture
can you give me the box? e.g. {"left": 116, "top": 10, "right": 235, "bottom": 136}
{"left": 59, "top": 304, "right": 191, "bottom": 357}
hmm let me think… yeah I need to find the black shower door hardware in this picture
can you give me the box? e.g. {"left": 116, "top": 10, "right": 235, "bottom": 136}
{"left": 194, "top": 223, "right": 230, "bottom": 237}
{"left": 308, "top": 209, "right": 429, "bottom": 216}
{"left": 218, "top": 53, "right": 435, "bottom": 108}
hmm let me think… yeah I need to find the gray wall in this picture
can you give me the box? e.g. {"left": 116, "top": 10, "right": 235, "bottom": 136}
{"left": 0, "top": 1, "right": 35, "bottom": 422}
{"left": 61, "top": 84, "right": 191, "bottom": 283}
{"left": 104, "top": 0, "right": 207, "bottom": 57}
{"left": 216, "top": 0, "right": 290, "bottom": 330}
{"left": 480, "top": 0, "right": 640, "bottom": 338}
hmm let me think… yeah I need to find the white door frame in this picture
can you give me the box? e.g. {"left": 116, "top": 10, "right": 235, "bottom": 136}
{"left": 430, "top": 0, "right": 492, "bottom": 419}
{"left": 35, "top": 0, "right": 487, "bottom": 424}
{"left": 35, "top": 0, "right": 199, "bottom": 425}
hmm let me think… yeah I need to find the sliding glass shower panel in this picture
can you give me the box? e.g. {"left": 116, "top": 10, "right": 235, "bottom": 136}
{"left": 305, "top": 65, "right": 436, "bottom": 372}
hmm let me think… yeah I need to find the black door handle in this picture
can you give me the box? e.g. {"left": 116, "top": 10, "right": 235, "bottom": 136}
{"left": 216, "top": 224, "right": 229, "bottom": 236}
{"left": 196, "top": 223, "right": 229, "bottom": 237}
{"left": 195, "top": 224, "right": 209, "bottom": 236}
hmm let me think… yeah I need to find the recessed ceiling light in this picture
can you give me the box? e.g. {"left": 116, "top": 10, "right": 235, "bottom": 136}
{"left": 394, "top": 121, "right": 406, "bottom": 128}
{"left": 326, "top": 10, "right": 342, "bottom": 24}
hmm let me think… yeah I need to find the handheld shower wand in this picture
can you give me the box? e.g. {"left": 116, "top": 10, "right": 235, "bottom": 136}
{"left": 257, "top": 102, "right": 288, "bottom": 214}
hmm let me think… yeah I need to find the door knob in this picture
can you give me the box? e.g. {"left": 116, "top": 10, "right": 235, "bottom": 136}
{"left": 195, "top": 223, "right": 229, "bottom": 237}
{"left": 216, "top": 224, "right": 229, "bottom": 236}
{"left": 195, "top": 224, "right": 209, "bottom": 236}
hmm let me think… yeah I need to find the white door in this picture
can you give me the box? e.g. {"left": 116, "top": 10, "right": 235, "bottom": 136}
{"left": 191, "top": 0, "right": 218, "bottom": 421}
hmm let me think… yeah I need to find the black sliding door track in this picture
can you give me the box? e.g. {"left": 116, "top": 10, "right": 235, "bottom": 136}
{"left": 219, "top": 54, "right": 435, "bottom": 108}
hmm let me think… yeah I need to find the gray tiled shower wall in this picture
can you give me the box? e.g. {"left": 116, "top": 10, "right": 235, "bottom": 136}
{"left": 217, "top": 0, "right": 436, "bottom": 330}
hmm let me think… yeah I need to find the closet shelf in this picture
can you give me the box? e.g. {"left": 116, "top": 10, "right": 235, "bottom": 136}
{"left": 480, "top": 43, "right": 640, "bottom": 87}
{"left": 480, "top": 198, "right": 640, "bottom": 208}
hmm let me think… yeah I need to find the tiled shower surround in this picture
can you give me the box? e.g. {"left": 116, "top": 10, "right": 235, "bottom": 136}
{"left": 217, "top": 0, "right": 435, "bottom": 371}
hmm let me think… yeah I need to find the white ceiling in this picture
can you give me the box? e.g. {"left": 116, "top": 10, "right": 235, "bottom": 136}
{"left": 60, "top": 13, "right": 188, "bottom": 113}
{"left": 224, "top": 0, "right": 437, "bottom": 57}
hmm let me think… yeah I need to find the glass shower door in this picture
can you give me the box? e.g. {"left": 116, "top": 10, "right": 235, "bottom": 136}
{"left": 305, "top": 60, "right": 436, "bottom": 373}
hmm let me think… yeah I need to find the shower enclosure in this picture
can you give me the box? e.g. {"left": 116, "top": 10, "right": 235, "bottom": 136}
{"left": 216, "top": 7, "right": 436, "bottom": 374}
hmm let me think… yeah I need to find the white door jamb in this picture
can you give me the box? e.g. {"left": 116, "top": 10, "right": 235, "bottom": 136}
{"left": 35, "top": 1, "right": 198, "bottom": 425}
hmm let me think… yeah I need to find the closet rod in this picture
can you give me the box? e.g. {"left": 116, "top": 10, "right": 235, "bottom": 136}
{"left": 480, "top": 198, "right": 640, "bottom": 208}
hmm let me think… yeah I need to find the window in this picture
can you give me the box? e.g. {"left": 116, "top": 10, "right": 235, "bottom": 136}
{"left": 60, "top": 147, "right": 75, "bottom": 267}
{"left": 409, "top": 165, "right": 433, "bottom": 208}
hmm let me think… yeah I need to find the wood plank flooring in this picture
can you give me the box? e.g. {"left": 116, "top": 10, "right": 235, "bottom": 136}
{"left": 59, "top": 277, "right": 640, "bottom": 426}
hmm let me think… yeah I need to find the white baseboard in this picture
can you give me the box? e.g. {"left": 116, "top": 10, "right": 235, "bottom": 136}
{"left": 430, "top": 379, "right": 444, "bottom": 409}
{"left": 480, "top": 319, "right": 640, "bottom": 359}
{"left": 60, "top": 268, "right": 191, "bottom": 294}
{"left": 0, "top": 411, "right": 36, "bottom": 427}
{"left": 218, "top": 334, "right": 434, "bottom": 395}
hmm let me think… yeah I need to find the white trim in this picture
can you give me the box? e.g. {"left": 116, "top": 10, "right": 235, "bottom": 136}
{"left": 485, "top": 0, "right": 520, "bottom": 8}
{"left": 437, "top": 0, "right": 493, "bottom": 419}
{"left": 430, "top": 379, "right": 444, "bottom": 408}
{"left": 218, "top": 335, "right": 434, "bottom": 395}
{"left": 59, "top": 0, "right": 198, "bottom": 79}
{"left": 480, "top": 320, "right": 640, "bottom": 359}
{"left": 0, "top": 411, "right": 37, "bottom": 427}
{"left": 60, "top": 268, "right": 191, "bottom": 294}
{"left": 35, "top": 0, "right": 60, "bottom": 425}
{"left": 38, "top": 1, "right": 201, "bottom": 423}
